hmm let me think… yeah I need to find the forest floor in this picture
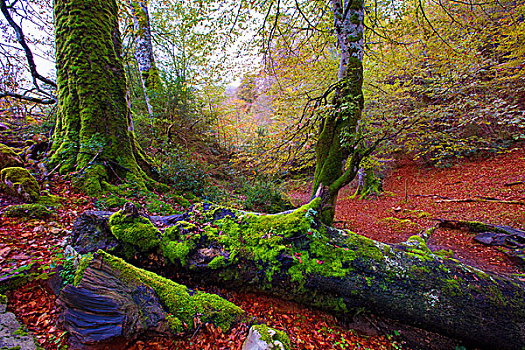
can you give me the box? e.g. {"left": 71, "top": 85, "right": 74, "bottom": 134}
{"left": 1, "top": 148, "right": 524, "bottom": 349}
{"left": 289, "top": 147, "right": 525, "bottom": 275}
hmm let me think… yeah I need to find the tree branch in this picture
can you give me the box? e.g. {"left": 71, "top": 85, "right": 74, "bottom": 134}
{"left": 0, "top": 91, "right": 55, "bottom": 104}
{"left": 0, "top": 0, "right": 57, "bottom": 90}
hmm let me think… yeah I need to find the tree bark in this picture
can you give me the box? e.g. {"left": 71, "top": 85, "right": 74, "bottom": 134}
{"left": 71, "top": 202, "right": 525, "bottom": 350}
{"left": 52, "top": 0, "right": 155, "bottom": 195}
{"left": 312, "top": 0, "right": 366, "bottom": 224}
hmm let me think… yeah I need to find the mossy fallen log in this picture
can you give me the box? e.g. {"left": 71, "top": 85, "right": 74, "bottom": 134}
{"left": 57, "top": 250, "right": 243, "bottom": 348}
{"left": 71, "top": 201, "right": 525, "bottom": 349}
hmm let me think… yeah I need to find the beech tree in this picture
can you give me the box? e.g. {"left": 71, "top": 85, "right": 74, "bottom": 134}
{"left": 311, "top": 0, "right": 368, "bottom": 224}
{"left": 51, "top": 0, "right": 155, "bottom": 194}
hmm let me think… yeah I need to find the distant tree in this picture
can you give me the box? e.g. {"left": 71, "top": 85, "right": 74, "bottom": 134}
{"left": 237, "top": 73, "right": 258, "bottom": 104}
{"left": 129, "top": 0, "right": 162, "bottom": 117}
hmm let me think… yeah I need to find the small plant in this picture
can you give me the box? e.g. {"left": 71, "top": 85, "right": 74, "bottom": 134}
{"left": 59, "top": 256, "right": 77, "bottom": 286}
{"left": 157, "top": 146, "right": 211, "bottom": 198}
{"left": 241, "top": 178, "right": 294, "bottom": 214}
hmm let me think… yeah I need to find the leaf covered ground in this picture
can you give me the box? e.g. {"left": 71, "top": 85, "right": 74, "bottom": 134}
{"left": 1, "top": 149, "right": 524, "bottom": 349}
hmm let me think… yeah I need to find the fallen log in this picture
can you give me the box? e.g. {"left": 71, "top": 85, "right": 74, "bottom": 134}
{"left": 436, "top": 198, "right": 525, "bottom": 205}
{"left": 57, "top": 250, "right": 243, "bottom": 349}
{"left": 70, "top": 201, "right": 525, "bottom": 349}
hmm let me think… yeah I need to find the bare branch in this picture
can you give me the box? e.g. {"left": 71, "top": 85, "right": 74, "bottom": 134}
{"left": 0, "top": 90, "right": 55, "bottom": 104}
{"left": 0, "top": 0, "right": 57, "bottom": 90}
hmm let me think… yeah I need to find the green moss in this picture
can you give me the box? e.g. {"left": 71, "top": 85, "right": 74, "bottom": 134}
{"left": 0, "top": 167, "right": 40, "bottom": 202}
{"left": 2, "top": 204, "right": 53, "bottom": 219}
{"left": 252, "top": 324, "right": 291, "bottom": 350}
{"left": 161, "top": 221, "right": 200, "bottom": 265}
{"left": 344, "top": 231, "right": 384, "bottom": 262}
{"left": 208, "top": 256, "right": 226, "bottom": 269}
{"left": 173, "top": 195, "right": 191, "bottom": 208}
{"left": 443, "top": 278, "right": 462, "bottom": 296}
{"left": 404, "top": 235, "right": 431, "bottom": 252}
{"left": 73, "top": 253, "right": 94, "bottom": 287}
{"left": 0, "top": 143, "right": 23, "bottom": 170}
{"left": 192, "top": 293, "right": 243, "bottom": 330}
{"left": 95, "top": 250, "right": 243, "bottom": 332}
{"left": 146, "top": 199, "right": 176, "bottom": 215}
{"left": 37, "top": 191, "right": 64, "bottom": 206}
{"left": 380, "top": 217, "right": 420, "bottom": 232}
{"left": 434, "top": 249, "right": 454, "bottom": 258}
{"left": 164, "top": 241, "right": 191, "bottom": 265}
{"left": 165, "top": 314, "right": 183, "bottom": 333}
{"left": 462, "top": 221, "right": 508, "bottom": 234}
{"left": 13, "top": 326, "right": 28, "bottom": 336}
{"left": 109, "top": 210, "right": 160, "bottom": 252}
{"left": 197, "top": 198, "right": 389, "bottom": 287}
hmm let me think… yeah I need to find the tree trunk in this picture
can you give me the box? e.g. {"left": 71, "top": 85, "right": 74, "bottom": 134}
{"left": 70, "top": 202, "right": 525, "bottom": 350}
{"left": 312, "top": 0, "right": 366, "bottom": 224}
{"left": 51, "top": 0, "right": 155, "bottom": 195}
{"left": 130, "top": 0, "right": 162, "bottom": 117}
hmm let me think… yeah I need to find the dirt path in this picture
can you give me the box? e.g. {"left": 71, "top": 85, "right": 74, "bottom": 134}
{"left": 290, "top": 148, "right": 525, "bottom": 275}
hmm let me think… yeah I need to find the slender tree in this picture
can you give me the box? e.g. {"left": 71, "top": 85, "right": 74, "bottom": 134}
{"left": 130, "top": 0, "right": 162, "bottom": 117}
{"left": 52, "top": 0, "right": 155, "bottom": 195}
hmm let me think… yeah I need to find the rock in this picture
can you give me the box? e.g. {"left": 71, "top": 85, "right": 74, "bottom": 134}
{"left": 1, "top": 203, "right": 53, "bottom": 219}
{"left": 0, "top": 294, "right": 38, "bottom": 350}
{"left": 241, "top": 325, "right": 291, "bottom": 350}
{"left": 0, "top": 167, "right": 40, "bottom": 202}
{"left": 0, "top": 143, "right": 23, "bottom": 171}
{"left": 474, "top": 232, "right": 508, "bottom": 245}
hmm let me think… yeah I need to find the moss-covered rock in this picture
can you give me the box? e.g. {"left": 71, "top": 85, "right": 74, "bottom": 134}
{"left": 0, "top": 143, "right": 23, "bottom": 171}
{"left": 1, "top": 204, "right": 53, "bottom": 219}
{"left": 109, "top": 210, "right": 160, "bottom": 252}
{"left": 242, "top": 324, "right": 291, "bottom": 350}
{"left": 0, "top": 167, "right": 40, "bottom": 202}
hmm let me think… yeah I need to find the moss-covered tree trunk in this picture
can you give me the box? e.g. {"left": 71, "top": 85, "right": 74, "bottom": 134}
{"left": 130, "top": 0, "right": 162, "bottom": 117}
{"left": 52, "top": 0, "right": 154, "bottom": 194}
{"left": 312, "top": 0, "right": 366, "bottom": 224}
